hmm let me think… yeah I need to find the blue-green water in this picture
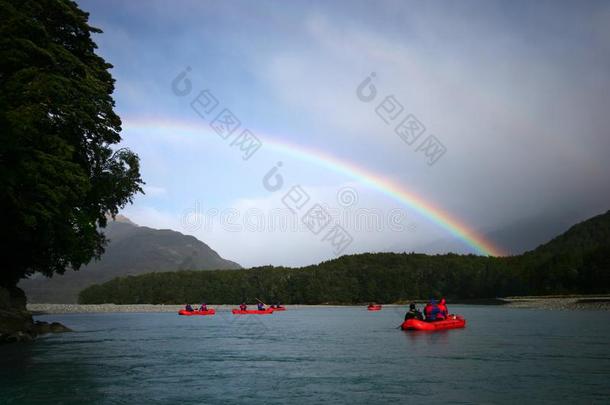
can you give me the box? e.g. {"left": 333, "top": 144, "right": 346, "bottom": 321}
{"left": 1, "top": 306, "right": 609, "bottom": 404}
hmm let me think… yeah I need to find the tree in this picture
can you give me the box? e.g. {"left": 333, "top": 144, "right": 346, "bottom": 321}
{"left": 0, "top": 0, "right": 143, "bottom": 288}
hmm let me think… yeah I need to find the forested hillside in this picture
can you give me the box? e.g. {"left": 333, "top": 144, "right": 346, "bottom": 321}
{"left": 79, "top": 211, "right": 610, "bottom": 304}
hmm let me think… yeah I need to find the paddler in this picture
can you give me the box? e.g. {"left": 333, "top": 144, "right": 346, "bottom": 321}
{"left": 185, "top": 304, "right": 194, "bottom": 312}
{"left": 404, "top": 303, "right": 424, "bottom": 320}
{"left": 239, "top": 302, "right": 247, "bottom": 311}
{"left": 438, "top": 298, "right": 448, "bottom": 319}
{"left": 200, "top": 303, "right": 207, "bottom": 311}
{"left": 257, "top": 302, "right": 265, "bottom": 311}
{"left": 423, "top": 299, "right": 442, "bottom": 321}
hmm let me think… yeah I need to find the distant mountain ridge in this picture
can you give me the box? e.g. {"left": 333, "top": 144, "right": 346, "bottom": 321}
{"left": 529, "top": 210, "right": 610, "bottom": 255}
{"left": 20, "top": 217, "right": 241, "bottom": 303}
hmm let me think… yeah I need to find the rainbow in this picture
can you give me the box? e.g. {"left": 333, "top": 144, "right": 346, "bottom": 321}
{"left": 123, "top": 117, "right": 505, "bottom": 256}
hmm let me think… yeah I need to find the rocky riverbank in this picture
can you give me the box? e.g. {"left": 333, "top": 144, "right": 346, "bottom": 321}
{"left": 1, "top": 286, "right": 72, "bottom": 343}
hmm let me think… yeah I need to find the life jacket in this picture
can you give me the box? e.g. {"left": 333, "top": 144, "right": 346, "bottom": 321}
{"left": 438, "top": 298, "right": 448, "bottom": 318}
{"left": 424, "top": 302, "right": 441, "bottom": 320}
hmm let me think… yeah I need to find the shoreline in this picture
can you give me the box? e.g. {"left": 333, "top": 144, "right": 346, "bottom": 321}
{"left": 27, "top": 304, "right": 357, "bottom": 314}
{"left": 501, "top": 295, "right": 610, "bottom": 311}
{"left": 28, "top": 296, "right": 610, "bottom": 314}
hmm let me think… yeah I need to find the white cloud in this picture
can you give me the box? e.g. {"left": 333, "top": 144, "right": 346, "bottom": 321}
{"left": 103, "top": 2, "right": 610, "bottom": 264}
{"left": 256, "top": 10, "right": 610, "bottom": 230}
{"left": 165, "top": 181, "right": 443, "bottom": 267}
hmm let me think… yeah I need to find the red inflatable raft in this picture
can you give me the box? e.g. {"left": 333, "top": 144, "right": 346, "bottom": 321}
{"left": 178, "top": 309, "right": 216, "bottom": 316}
{"left": 401, "top": 315, "right": 466, "bottom": 331}
{"left": 231, "top": 309, "right": 274, "bottom": 315}
{"left": 367, "top": 305, "right": 382, "bottom": 311}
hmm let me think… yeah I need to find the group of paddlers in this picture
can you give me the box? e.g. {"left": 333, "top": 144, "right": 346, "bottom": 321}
{"left": 184, "top": 303, "right": 208, "bottom": 312}
{"left": 182, "top": 300, "right": 448, "bottom": 319}
{"left": 404, "top": 298, "right": 449, "bottom": 322}
{"left": 183, "top": 302, "right": 284, "bottom": 311}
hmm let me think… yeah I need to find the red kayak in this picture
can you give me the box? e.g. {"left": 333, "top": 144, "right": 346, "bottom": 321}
{"left": 401, "top": 315, "right": 465, "bottom": 331}
{"left": 232, "top": 309, "right": 274, "bottom": 315}
{"left": 270, "top": 307, "right": 286, "bottom": 311}
{"left": 179, "top": 309, "right": 216, "bottom": 316}
{"left": 367, "top": 305, "right": 382, "bottom": 311}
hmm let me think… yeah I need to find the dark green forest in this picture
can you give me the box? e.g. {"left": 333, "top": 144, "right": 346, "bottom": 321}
{"left": 0, "top": 0, "right": 143, "bottom": 288}
{"left": 79, "top": 211, "right": 610, "bottom": 304}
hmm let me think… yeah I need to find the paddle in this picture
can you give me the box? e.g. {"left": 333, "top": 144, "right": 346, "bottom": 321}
{"left": 255, "top": 297, "right": 268, "bottom": 310}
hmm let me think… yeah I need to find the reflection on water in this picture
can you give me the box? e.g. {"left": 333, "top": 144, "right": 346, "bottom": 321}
{"left": 1, "top": 307, "right": 609, "bottom": 404}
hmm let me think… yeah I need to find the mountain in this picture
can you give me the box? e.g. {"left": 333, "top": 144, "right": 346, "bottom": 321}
{"left": 511, "top": 210, "right": 610, "bottom": 294}
{"left": 527, "top": 210, "right": 610, "bottom": 256}
{"left": 20, "top": 217, "right": 241, "bottom": 303}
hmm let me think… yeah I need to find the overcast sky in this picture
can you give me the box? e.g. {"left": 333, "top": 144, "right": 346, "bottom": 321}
{"left": 79, "top": 0, "right": 610, "bottom": 267}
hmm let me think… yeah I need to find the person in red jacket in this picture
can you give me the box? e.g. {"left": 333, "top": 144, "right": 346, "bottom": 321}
{"left": 239, "top": 302, "right": 247, "bottom": 311}
{"left": 437, "top": 298, "right": 448, "bottom": 320}
{"left": 424, "top": 299, "right": 441, "bottom": 321}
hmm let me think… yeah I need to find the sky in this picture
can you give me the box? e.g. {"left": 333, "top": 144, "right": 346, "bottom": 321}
{"left": 79, "top": 0, "right": 610, "bottom": 267}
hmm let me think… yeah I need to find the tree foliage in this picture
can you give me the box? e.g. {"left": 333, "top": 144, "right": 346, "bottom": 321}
{"left": 80, "top": 211, "right": 610, "bottom": 304}
{"left": 0, "top": 0, "right": 143, "bottom": 286}
{"left": 78, "top": 248, "right": 610, "bottom": 304}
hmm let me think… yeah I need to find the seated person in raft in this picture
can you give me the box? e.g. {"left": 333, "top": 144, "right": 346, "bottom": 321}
{"left": 404, "top": 303, "right": 424, "bottom": 321}
{"left": 200, "top": 303, "right": 207, "bottom": 311}
{"left": 257, "top": 302, "right": 265, "bottom": 311}
{"left": 185, "top": 304, "right": 194, "bottom": 312}
{"left": 239, "top": 303, "right": 247, "bottom": 311}
{"left": 423, "top": 299, "right": 445, "bottom": 321}
{"left": 438, "top": 298, "right": 448, "bottom": 319}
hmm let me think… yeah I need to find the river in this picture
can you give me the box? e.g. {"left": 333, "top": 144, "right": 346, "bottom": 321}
{"left": 1, "top": 306, "right": 609, "bottom": 404}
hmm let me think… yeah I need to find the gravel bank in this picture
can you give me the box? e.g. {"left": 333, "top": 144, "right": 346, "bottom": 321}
{"left": 502, "top": 296, "right": 610, "bottom": 311}
{"left": 27, "top": 304, "right": 352, "bottom": 314}
{"left": 27, "top": 298, "right": 610, "bottom": 314}
{"left": 28, "top": 304, "right": 186, "bottom": 314}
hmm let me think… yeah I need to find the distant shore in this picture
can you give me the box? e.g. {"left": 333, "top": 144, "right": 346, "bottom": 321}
{"left": 501, "top": 295, "right": 610, "bottom": 311}
{"left": 27, "top": 296, "right": 610, "bottom": 314}
{"left": 27, "top": 304, "right": 352, "bottom": 314}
